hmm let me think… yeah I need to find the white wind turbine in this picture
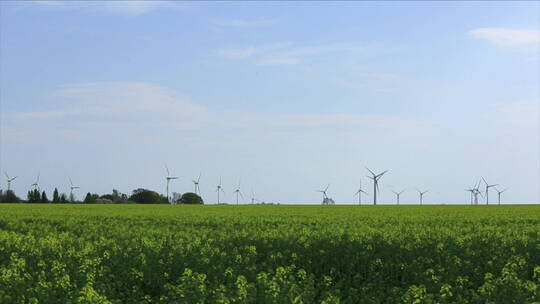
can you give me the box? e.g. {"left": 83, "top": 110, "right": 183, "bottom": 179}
{"left": 165, "top": 165, "right": 178, "bottom": 204}
{"left": 366, "top": 168, "right": 387, "bottom": 205}
{"left": 317, "top": 184, "right": 329, "bottom": 203}
{"left": 251, "top": 189, "right": 259, "bottom": 204}
{"left": 69, "top": 177, "right": 80, "bottom": 202}
{"left": 472, "top": 180, "right": 483, "bottom": 205}
{"left": 495, "top": 188, "right": 508, "bottom": 205}
{"left": 233, "top": 180, "right": 243, "bottom": 205}
{"left": 482, "top": 177, "right": 498, "bottom": 205}
{"left": 416, "top": 189, "right": 428, "bottom": 205}
{"left": 354, "top": 179, "right": 367, "bottom": 205}
{"left": 216, "top": 177, "right": 225, "bottom": 204}
{"left": 192, "top": 173, "right": 201, "bottom": 195}
{"left": 391, "top": 189, "right": 405, "bottom": 205}
{"left": 4, "top": 172, "right": 17, "bottom": 191}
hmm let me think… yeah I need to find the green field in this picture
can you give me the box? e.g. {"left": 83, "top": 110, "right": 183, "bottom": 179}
{"left": 0, "top": 204, "right": 539, "bottom": 303}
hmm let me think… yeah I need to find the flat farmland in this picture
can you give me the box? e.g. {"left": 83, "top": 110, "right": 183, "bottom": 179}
{"left": 0, "top": 204, "right": 539, "bottom": 303}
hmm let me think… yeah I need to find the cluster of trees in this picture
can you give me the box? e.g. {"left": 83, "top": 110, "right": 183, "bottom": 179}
{"left": 0, "top": 188, "right": 204, "bottom": 204}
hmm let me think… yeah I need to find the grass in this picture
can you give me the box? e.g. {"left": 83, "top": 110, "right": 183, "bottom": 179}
{"left": 0, "top": 204, "right": 539, "bottom": 303}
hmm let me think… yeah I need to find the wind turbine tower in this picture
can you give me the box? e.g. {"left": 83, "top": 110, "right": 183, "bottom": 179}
{"left": 495, "top": 188, "right": 508, "bottom": 205}
{"left": 417, "top": 189, "right": 428, "bottom": 205}
{"left": 354, "top": 179, "right": 367, "bottom": 205}
{"left": 192, "top": 173, "right": 201, "bottom": 195}
{"left": 165, "top": 165, "right": 179, "bottom": 204}
{"left": 4, "top": 172, "right": 17, "bottom": 191}
{"left": 392, "top": 189, "right": 405, "bottom": 205}
{"left": 233, "top": 180, "right": 243, "bottom": 205}
{"left": 366, "top": 168, "right": 387, "bottom": 205}
{"left": 482, "top": 177, "right": 498, "bottom": 205}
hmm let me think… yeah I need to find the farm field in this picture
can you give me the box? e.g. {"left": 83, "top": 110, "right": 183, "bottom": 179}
{"left": 0, "top": 204, "right": 539, "bottom": 304}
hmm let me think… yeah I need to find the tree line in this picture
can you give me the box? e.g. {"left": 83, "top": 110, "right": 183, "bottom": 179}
{"left": 0, "top": 188, "right": 203, "bottom": 204}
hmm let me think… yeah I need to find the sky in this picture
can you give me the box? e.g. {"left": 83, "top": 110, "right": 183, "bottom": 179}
{"left": 0, "top": 1, "right": 539, "bottom": 204}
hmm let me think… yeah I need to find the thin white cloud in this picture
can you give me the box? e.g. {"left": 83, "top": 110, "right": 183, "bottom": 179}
{"left": 6, "top": 82, "right": 424, "bottom": 135}
{"left": 469, "top": 28, "right": 540, "bottom": 51}
{"left": 257, "top": 57, "right": 299, "bottom": 65}
{"left": 217, "top": 43, "right": 290, "bottom": 59}
{"left": 218, "top": 42, "right": 371, "bottom": 65}
{"left": 213, "top": 18, "right": 280, "bottom": 28}
{"left": 32, "top": 1, "right": 174, "bottom": 16}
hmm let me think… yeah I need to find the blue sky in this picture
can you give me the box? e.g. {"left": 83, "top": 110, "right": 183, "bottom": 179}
{"left": 1, "top": 1, "right": 539, "bottom": 204}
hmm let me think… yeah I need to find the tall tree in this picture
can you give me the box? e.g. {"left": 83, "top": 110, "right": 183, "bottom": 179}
{"left": 52, "top": 188, "right": 60, "bottom": 203}
{"left": 41, "top": 191, "right": 49, "bottom": 203}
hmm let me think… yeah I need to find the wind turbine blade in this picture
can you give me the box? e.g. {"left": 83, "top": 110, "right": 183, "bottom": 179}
{"left": 4, "top": 172, "right": 9, "bottom": 179}
{"left": 12, "top": 176, "right": 17, "bottom": 181}
{"left": 69, "top": 177, "right": 73, "bottom": 186}
{"left": 354, "top": 190, "right": 360, "bottom": 196}
{"left": 324, "top": 184, "right": 330, "bottom": 192}
{"left": 37, "top": 173, "right": 40, "bottom": 183}
{"left": 376, "top": 170, "right": 388, "bottom": 178}
{"left": 239, "top": 191, "right": 244, "bottom": 199}
{"left": 365, "top": 167, "right": 375, "bottom": 176}
{"left": 197, "top": 173, "right": 201, "bottom": 183}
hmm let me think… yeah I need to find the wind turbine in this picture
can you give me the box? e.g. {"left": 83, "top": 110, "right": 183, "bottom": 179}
{"left": 4, "top": 172, "right": 17, "bottom": 191}
{"left": 233, "top": 180, "right": 243, "bottom": 205}
{"left": 495, "top": 188, "right": 508, "bottom": 205}
{"left": 391, "top": 189, "right": 405, "bottom": 205}
{"left": 30, "top": 172, "right": 40, "bottom": 191}
{"left": 317, "top": 184, "right": 329, "bottom": 203}
{"left": 472, "top": 180, "right": 483, "bottom": 205}
{"left": 482, "top": 177, "right": 498, "bottom": 205}
{"left": 216, "top": 177, "right": 225, "bottom": 204}
{"left": 251, "top": 189, "right": 259, "bottom": 204}
{"left": 165, "top": 165, "right": 178, "bottom": 204}
{"left": 354, "top": 179, "right": 367, "bottom": 205}
{"left": 465, "top": 187, "right": 475, "bottom": 205}
{"left": 416, "top": 189, "right": 428, "bottom": 205}
{"left": 69, "top": 177, "right": 80, "bottom": 202}
{"left": 366, "top": 168, "right": 387, "bottom": 205}
{"left": 192, "top": 173, "right": 201, "bottom": 195}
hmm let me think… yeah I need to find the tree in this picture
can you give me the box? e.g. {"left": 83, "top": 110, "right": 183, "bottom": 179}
{"left": 180, "top": 192, "right": 204, "bottom": 204}
{"left": 84, "top": 192, "right": 99, "bottom": 204}
{"left": 41, "top": 191, "right": 49, "bottom": 203}
{"left": 60, "top": 193, "right": 67, "bottom": 204}
{"left": 27, "top": 189, "right": 41, "bottom": 203}
{"left": 3, "top": 190, "right": 20, "bottom": 203}
{"left": 100, "top": 189, "right": 128, "bottom": 204}
{"left": 52, "top": 188, "right": 60, "bottom": 203}
{"left": 129, "top": 188, "right": 167, "bottom": 204}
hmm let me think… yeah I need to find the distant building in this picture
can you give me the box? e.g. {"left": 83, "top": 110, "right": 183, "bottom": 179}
{"left": 322, "top": 198, "right": 335, "bottom": 205}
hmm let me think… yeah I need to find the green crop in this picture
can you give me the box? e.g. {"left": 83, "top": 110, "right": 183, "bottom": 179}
{"left": 0, "top": 204, "right": 539, "bottom": 303}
